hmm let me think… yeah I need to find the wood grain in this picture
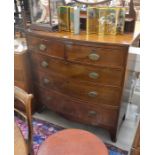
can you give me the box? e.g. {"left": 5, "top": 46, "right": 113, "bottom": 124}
{"left": 35, "top": 86, "right": 119, "bottom": 128}
{"left": 27, "top": 29, "right": 139, "bottom": 142}
{"left": 14, "top": 51, "right": 31, "bottom": 92}
{"left": 33, "top": 70, "right": 121, "bottom": 107}
{"left": 27, "top": 30, "right": 139, "bottom": 46}
{"left": 31, "top": 52, "right": 124, "bottom": 87}
{"left": 14, "top": 86, "right": 34, "bottom": 155}
{"left": 66, "top": 44, "right": 127, "bottom": 68}
{"left": 27, "top": 36, "right": 64, "bottom": 58}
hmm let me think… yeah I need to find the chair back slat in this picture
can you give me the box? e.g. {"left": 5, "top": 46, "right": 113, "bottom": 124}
{"left": 14, "top": 86, "right": 33, "bottom": 155}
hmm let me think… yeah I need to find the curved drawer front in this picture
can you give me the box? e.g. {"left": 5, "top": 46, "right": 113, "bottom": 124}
{"left": 27, "top": 36, "right": 64, "bottom": 58}
{"left": 33, "top": 70, "right": 121, "bottom": 106}
{"left": 36, "top": 86, "right": 119, "bottom": 127}
{"left": 66, "top": 44, "right": 127, "bottom": 68}
{"left": 31, "top": 53, "right": 124, "bottom": 86}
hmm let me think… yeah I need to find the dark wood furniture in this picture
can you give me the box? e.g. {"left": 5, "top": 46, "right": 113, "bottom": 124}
{"left": 14, "top": 42, "right": 35, "bottom": 112}
{"left": 14, "top": 49, "right": 31, "bottom": 92}
{"left": 14, "top": 86, "right": 34, "bottom": 155}
{"left": 26, "top": 30, "right": 139, "bottom": 142}
{"left": 130, "top": 123, "right": 140, "bottom": 155}
{"left": 14, "top": 122, "right": 27, "bottom": 155}
{"left": 37, "top": 129, "right": 109, "bottom": 155}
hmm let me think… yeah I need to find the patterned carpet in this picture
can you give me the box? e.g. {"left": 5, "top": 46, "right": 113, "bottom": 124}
{"left": 15, "top": 116, "right": 128, "bottom": 155}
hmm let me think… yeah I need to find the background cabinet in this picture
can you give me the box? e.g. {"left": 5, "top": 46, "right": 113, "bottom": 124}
{"left": 14, "top": 39, "right": 34, "bottom": 111}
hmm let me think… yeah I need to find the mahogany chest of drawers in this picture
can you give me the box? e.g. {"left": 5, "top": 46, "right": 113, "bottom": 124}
{"left": 26, "top": 30, "right": 138, "bottom": 142}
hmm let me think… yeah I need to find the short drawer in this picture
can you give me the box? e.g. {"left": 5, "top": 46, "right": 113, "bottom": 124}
{"left": 33, "top": 70, "right": 121, "bottom": 106}
{"left": 36, "top": 86, "right": 119, "bottom": 127}
{"left": 66, "top": 44, "right": 127, "bottom": 68}
{"left": 31, "top": 53, "right": 124, "bottom": 86}
{"left": 27, "top": 36, "right": 64, "bottom": 58}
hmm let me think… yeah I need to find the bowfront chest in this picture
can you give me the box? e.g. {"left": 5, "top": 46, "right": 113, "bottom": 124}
{"left": 26, "top": 30, "right": 138, "bottom": 142}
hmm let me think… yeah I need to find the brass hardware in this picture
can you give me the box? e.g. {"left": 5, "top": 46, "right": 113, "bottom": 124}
{"left": 39, "top": 44, "right": 46, "bottom": 51}
{"left": 88, "top": 91, "right": 98, "bottom": 97}
{"left": 89, "top": 53, "right": 100, "bottom": 61}
{"left": 43, "top": 78, "right": 50, "bottom": 84}
{"left": 41, "top": 61, "right": 48, "bottom": 68}
{"left": 89, "top": 72, "right": 99, "bottom": 79}
{"left": 88, "top": 53, "right": 100, "bottom": 61}
{"left": 88, "top": 110, "right": 97, "bottom": 116}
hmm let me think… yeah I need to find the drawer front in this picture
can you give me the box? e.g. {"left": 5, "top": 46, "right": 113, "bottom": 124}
{"left": 33, "top": 71, "right": 121, "bottom": 106}
{"left": 36, "top": 86, "right": 119, "bottom": 127}
{"left": 27, "top": 36, "right": 64, "bottom": 58}
{"left": 66, "top": 44, "right": 127, "bottom": 68}
{"left": 31, "top": 53, "right": 124, "bottom": 86}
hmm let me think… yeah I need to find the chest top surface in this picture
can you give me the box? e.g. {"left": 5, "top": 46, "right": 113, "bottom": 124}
{"left": 27, "top": 30, "right": 139, "bottom": 47}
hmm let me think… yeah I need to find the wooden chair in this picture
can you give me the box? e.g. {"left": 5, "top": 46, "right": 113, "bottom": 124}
{"left": 14, "top": 86, "right": 33, "bottom": 155}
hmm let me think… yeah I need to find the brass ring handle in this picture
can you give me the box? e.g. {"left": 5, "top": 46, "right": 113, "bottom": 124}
{"left": 41, "top": 61, "right": 48, "bottom": 68}
{"left": 88, "top": 110, "right": 97, "bottom": 116}
{"left": 88, "top": 53, "right": 100, "bottom": 61}
{"left": 89, "top": 72, "right": 99, "bottom": 79}
{"left": 43, "top": 78, "right": 50, "bottom": 84}
{"left": 88, "top": 91, "right": 98, "bottom": 97}
{"left": 39, "top": 44, "right": 46, "bottom": 51}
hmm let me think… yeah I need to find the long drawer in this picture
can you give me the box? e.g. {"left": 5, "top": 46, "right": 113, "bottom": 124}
{"left": 31, "top": 52, "right": 124, "bottom": 87}
{"left": 33, "top": 70, "right": 121, "bottom": 106}
{"left": 65, "top": 44, "right": 127, "bottom": 68}
{"left": 35, "top": 86, "right": 119, "bottom": 127}
{"left": 27, "top": 36, "right": 64, "bottom": 58}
